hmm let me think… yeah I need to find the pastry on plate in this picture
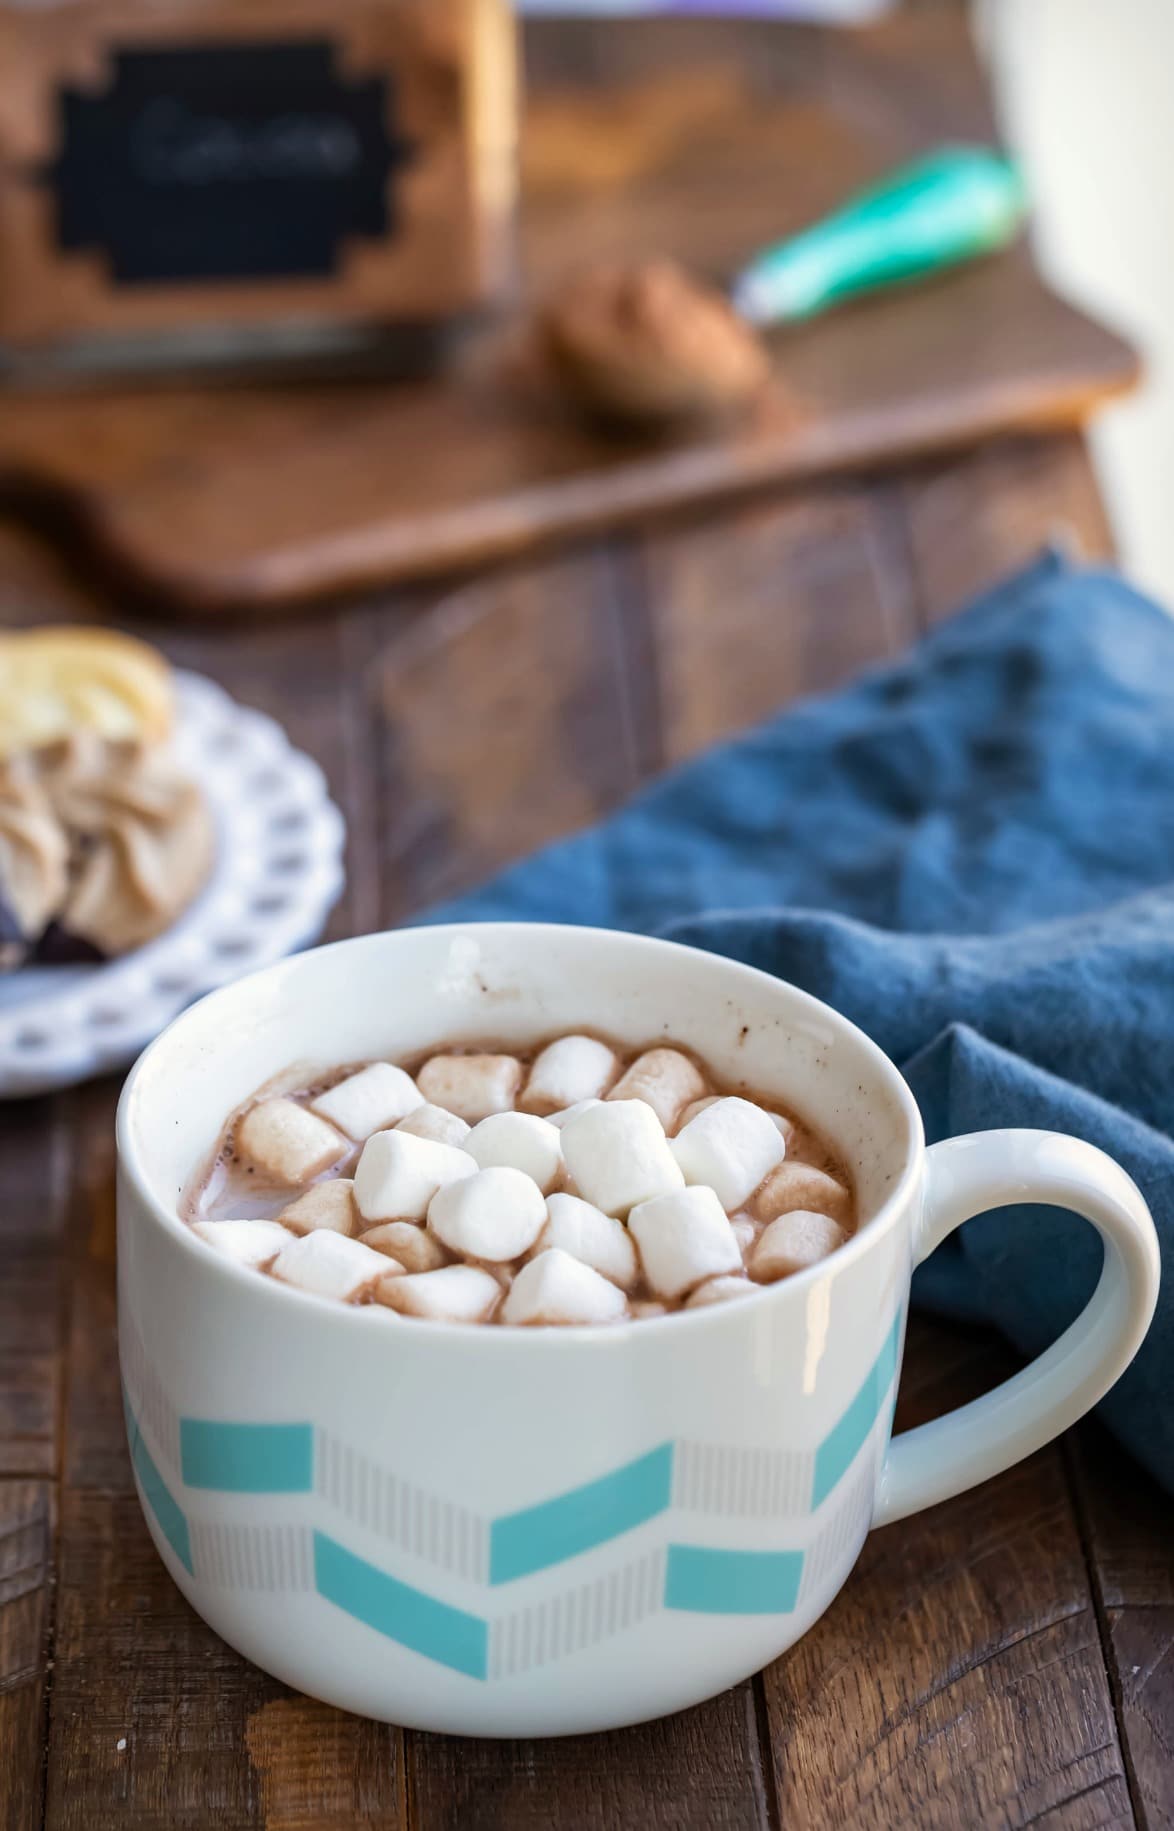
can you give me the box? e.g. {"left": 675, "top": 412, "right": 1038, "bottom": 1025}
{"left": 0, "top": 625, "right": 174, "bottom": 758}
{"left": 0, "top": 758, "right": 69, "bottom": 971}
{"left": 0, "top": 627, "right": 213, "bottom": 967}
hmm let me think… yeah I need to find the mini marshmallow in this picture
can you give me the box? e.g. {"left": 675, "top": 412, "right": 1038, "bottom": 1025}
{"left": 395, "top": 1103, "right": 471, "bottom": 1149}
{"left": 192, "top": 1218, "right": 291, "bottom": 1268}
{"left": 376, "top": 1264, "right": 502, "bottom": 1324}
{"left": 277, "top": 1178, "right": 356, "bottom": 1236}
{"left": 628, "top": 1185, "right": 741, "bottom": 1300}
{"left": 676, "top": 1095, "right": 720, "bottom": 1132}
{"left": 629, "top": 1300, "right": 668, "bottom": 1320}
{"left": 537, "top": 1191, "right": 639, "bottom": 1291}
{"left": 466, "top": 1111, "right": 563, "bottom": 1192}
{"left": 607, "top": 1048, "right": 708, "bottom": 1131}
{"left": 520, "top": 1035, "right": 619, "bottom": 1115}
{"left": 751, "top": 1211, "right": 847, "bottom": 1283}
{"left": 673, "top": 1091, "right": 791, "bottom": 1135}
{"left": 428, "top": 1166, "right": 547, "bottom": 1262}
{"left": 271, "top": 1229, "right": 390, "bottom": 1302}
{"left": 236, "top": 1098, "right": 345, "bottom": 1185}
{"left": 310, "top": 1063, "right": 423, "bottom": 1139}
{"left": 678, "top": 1096, "right": 793, "bottom": 1142}
{"left": 416, "top": 1054, "right": 522, "bottom": 1123}
{"left": 671, "top": 1097, "right": 787, "bottom": 1212}
{"left": 353, "top": 1131, "right": 476, "bottom": 1223}
{"left": 730, "top": 1215, "right": 757, "bottom": 1256}
{"left": 361, "top": 1221, "right": 449, "bottom": 1273}
{"left": 502, "top": 1249, "right": 627, "bottom": 1326}
{"left": 560, "top": 1099, "right": 684, "bottom": 1216}
{"left": 276, "top": 1179, "right": 355, "bottom": 1237}
{"left": 753, "top": 1160, "right": 852, "bottom": 1227}
{"left": 546, "top": 1099, "right": 602, "bottom": 1129}
{"left": 686, "top": 1275, "right": 757, "bottom": 1309}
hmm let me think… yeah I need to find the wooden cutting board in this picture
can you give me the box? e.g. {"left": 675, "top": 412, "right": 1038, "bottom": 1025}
{"left": 0, "top": 9, "right": 1137, "bottom": 616}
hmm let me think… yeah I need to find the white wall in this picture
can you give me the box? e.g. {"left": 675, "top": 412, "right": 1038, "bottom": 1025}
{"left": 977, "top": 0, "right": 1174, "bottom": 604}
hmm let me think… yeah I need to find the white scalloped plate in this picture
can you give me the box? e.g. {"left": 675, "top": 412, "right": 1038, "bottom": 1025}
{"left": 0, "top": 671, "right": 346, "bottom": 1097}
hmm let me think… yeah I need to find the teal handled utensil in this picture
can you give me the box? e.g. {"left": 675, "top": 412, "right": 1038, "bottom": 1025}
{"left": 528, "top": 144, "right": 1029, "bottom": 428}
{"left": 731, "top": 143, "right": 1030, "bottom": 326}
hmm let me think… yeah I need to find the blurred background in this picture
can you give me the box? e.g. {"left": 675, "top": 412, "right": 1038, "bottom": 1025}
{"left": 0, "top": 0, "right": 1165, "bottom": 604}
{"left": 979, "top": 0, "right": 1174, "bottom": 604}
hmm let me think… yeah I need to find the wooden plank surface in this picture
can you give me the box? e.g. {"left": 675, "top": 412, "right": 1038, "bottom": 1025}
{"left": 636, "top": 489, "right": 919, "bottom": 765}
{"left": 764, "top": 1318, "right": 1133, "bottom": 1830}
{"left": 402, "top": 1683, "right": 773, "bottom": 1831}
{"left": 0, "top": 7, "right": 1136, "bottom": 615}
{"left": 1071, "top": 1432, "right": 1174, "bottom": 1831}
{"left": 44, "top": 1494, "right": 406, "bottom": 1831}
{"left": 0, "top": 1097, "right": 65, "bottom": 1480}
{"left": 900, "top": 431, "right": 1116, "bottom": 619}
{"left": 0, "top": 1480, "right": 53, "bottom": 1831}
{"left": 374, "top": 546, "right": 644, "bottom": 920}
{"left": 0, "top": 430, "right": 1166, "bottom": 1828}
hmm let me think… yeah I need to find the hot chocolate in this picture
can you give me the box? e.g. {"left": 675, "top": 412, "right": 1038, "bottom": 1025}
{"left": 184, "top": 1032, "right": 856, "bottom": 1325}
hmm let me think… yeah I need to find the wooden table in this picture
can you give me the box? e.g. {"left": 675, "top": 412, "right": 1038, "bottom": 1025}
{"left": 3, "top": 37, "right": 1173, "bottom": 1831}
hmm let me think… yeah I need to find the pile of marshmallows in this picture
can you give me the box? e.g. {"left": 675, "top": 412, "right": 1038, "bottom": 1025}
{"left": 193, "top": 1037, "right": 852, "bottom": 1326}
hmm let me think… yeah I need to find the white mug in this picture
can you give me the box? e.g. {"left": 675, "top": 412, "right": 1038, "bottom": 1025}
{"left": 116, "top": 923, "right": 1160, "bottom": 1736}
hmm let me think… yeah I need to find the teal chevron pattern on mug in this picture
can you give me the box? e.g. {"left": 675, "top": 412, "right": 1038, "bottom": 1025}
{"left": 121, "top": 1308, "right": 902, "bottom": 1681}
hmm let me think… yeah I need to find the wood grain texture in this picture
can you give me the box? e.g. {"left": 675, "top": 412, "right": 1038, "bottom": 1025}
{"left": 0, "top": 1480, "right": 54, "bottom": 1831}
{"left": 245, "top": 1696, "right": 406, "bottom": 1831}
{"left": 43, "top": 1491, "right": 406, "bottom": 1831}
{"left": 1071, "top": 1429, "right": 1174, "bottom": 1831}
{"left": 60, "top": 1079, "right": 124, "bottom": 1495}
{"left": 761, "top": 1317, "right": 1133, "bottom": 1831}
{"left": 636, "top": 488, "right": 918, "bottom": 767}
{"left": 153, "top": 615, "right": 366, "bottom": 939}
{"left": 900, "top": 433, "right": 1116, "bottom": 625}
{"left": 404, "top": 1684, "right": 773, "bottom": 1831}
{"left": 0, "top": 10, "right": 1136, "bottom": 614}
{"left": 372, "top": 486, "right": 926, "bottom": 927}
{"left": 375, "top": 542, "right": 643, "bottom": 921}
{"left": 0, "top": 1099, "right": 66, "bottom": 1477}
{"left": 0, "top": 519, "right": 108, "bottom": 624}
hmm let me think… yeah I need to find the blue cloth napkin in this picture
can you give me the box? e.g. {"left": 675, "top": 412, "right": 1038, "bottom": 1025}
{"left": 425, "top": 552, "right": 1174, "bottom": 1493}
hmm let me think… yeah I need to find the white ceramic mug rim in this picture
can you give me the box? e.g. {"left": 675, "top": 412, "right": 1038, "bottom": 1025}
{"left": 116, "top": 922, "right": 927, "bottom": 1347}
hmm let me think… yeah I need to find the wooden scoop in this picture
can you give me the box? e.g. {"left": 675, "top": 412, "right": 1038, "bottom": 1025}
{"left": 535, "top": 259, "right": 772, "bottom": 428}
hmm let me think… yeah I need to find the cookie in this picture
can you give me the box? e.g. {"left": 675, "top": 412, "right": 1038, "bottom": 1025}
{"left": 0, "top": 734, "right": 214, "bottom": 967}
{"left": 0, "top": 757, "right": 69, "bottom": 969}
{"left": 0, "top": 626, "right": 174, "bottom": 758}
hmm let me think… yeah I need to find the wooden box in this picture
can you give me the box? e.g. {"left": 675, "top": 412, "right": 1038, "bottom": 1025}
{"left": 0, "top": 0, "right": 517, "bottom": 355}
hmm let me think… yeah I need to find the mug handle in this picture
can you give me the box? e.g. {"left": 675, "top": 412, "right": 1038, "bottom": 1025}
{"left": 874, "top": 1129, "right": 1160, "bottom": 1527}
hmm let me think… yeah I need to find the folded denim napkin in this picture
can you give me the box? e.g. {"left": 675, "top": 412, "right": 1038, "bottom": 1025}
{"left": 424, "top": 551, "right": 1174, "bottom": 1493}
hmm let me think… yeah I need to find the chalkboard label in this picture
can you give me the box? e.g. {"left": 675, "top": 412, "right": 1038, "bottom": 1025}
{"left": 49, "top": 40, "right": 413, "bottom": 285}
